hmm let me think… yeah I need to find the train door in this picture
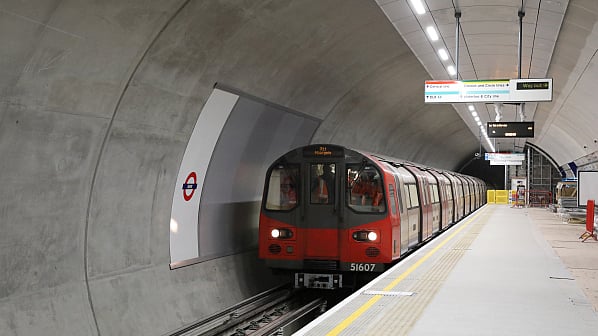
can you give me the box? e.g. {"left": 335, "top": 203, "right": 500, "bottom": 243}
{"left": 394, "top": 172, "right": 410, "bottom": 255}
{"left": 429, "top": 170, "right": 447, "bottom": 231}
{"left": 395, "top": 166, "right": 420, "bottom": 249}
{"left": 461, "top": 176, "right": 471, "bottom": 215}
{"left": 303, "top": 162, "right": 340, "bottom": 259}
{"left": 452, "top": 174, "right": 464, "bottom": 220}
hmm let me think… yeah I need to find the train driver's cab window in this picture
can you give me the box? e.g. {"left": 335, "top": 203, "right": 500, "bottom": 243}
{"left": 346, "top": 165, "right": 386, "bottom": 213}
{"left": 310, "top": 163, "right": 335, "bottom": 204}
{"left": 265, "top": 165, "right": 299, "bottom": 211}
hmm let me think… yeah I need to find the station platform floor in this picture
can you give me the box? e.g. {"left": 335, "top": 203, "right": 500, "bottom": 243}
{"left": 295, "top": 204, "right": 598, "bottom": 335}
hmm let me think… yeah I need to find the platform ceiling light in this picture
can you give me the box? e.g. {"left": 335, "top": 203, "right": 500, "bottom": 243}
{"left": 477, "top": 121, "right": 482, "bottom": 126}
{"left": 438, "top": 48, "right": 449, "bottom": 61}
{"left": 468, "top": 105, "right": 475, "bottom": 111}
{"left": 447, "top": 65, "right": 456, "bottom": 76}
{"left": 409, "top": 0, "right": 426, "bottom": 15}
{"left": 426, "top": 26, "right": 439, "bottom": 41}
{"left": 471, "top": 111, "right": 478, "bottom": 117}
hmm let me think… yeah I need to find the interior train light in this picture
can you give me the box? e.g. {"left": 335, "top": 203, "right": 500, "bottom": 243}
{"left": 271, "top": 228, "right": 293, "bottom": 239}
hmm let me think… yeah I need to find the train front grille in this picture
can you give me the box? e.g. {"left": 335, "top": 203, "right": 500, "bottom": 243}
{"left": 304, "top": 259, "right": 339, "bottom": 271}
{"left": 365, "top": 247, "right": 381, "bottom": 257}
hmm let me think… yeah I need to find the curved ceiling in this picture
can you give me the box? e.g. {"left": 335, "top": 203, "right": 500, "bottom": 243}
{"left": 378, "top": 0, "right": 598, "bottom": 173}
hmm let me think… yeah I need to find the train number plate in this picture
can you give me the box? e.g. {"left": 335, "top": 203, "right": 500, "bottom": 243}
{"left": 341, "top": 262, "right": 383, "bottom": 272}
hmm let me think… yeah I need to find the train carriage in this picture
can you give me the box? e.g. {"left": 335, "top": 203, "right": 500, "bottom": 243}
{"left": 258, "top": 144, "right": 486, "bottom": 289}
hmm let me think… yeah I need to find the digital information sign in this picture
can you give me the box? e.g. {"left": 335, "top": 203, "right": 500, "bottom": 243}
{"left": 424, "top": 78, "right": 552, "bottom": 103}
{"left": 487, "top": 122, "right": 534, "bottom": 138}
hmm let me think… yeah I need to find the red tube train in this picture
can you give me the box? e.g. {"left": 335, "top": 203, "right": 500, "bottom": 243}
{"left": 258, "top": 144, "right": 486, "bottom": 289}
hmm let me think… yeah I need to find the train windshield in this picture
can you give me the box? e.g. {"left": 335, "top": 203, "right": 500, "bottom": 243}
{"left": 265, "top": 165, "right": 299, "bottom": 211}
{"left": 310, "top": 163, "right": 335, "bottom": 204}
{"left": 346, "top": 165, "right": 386, "bottom": 213}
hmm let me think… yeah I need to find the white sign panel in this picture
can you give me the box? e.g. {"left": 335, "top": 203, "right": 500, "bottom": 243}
{"left": 578, "top": 171, "right": 598, "bottom": 207}
{"left": 169, "top": 89, "right": 239, "bottom": 269}
{"left": 490, "top": 160, "right": 523, "bottom": 166}
{"left": 425, "top": 78, "right": 552, "bottom": 103}
{"left": 485, "top": 153, "right": 525, "bottom": 161}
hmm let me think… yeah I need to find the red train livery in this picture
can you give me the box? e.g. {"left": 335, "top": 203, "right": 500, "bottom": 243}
{"left": 258, "top": 144, "right": 486, "bottom": 289}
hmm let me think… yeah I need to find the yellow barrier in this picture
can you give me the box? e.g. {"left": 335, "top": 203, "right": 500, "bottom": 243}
{"left": 487, "top": 190, "right": 496, "bottom": 203}
{"left": 495, "top": 190, "right": 509, "bottom": 204}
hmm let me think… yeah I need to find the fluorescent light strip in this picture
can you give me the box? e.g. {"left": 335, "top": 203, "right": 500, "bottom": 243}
{"left": 438, "top": 48, "right": 449, "bottom": 60}
{"left": 447, "top": 65, "right": 456, "bottom": 75}
{"left": 426, "top": 26, "right": 439, "bottom": 41}
{"left": 409, "top": 0, "right": 426, "bottom": 15}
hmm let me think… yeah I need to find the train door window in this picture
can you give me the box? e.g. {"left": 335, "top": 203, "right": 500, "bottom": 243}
{"left": 403, "top": 185, "right": 411, "bottom": 208}
{"left": 431, "top": 184, "right": 439, "bottom": 203}
{"left": 265, "top": 165, "right": 299, "bottom": 211}
{"left": 346, "top": 165, "right": 385, "bottom": 212}
{"left": 310, "top": 163, "right": 335, "bottom": 205}
{"left": 407, "top": 184, "right": 419, "bottom": 208}
{"left": 388, "top": 184, "right": 396, "bottom": 215}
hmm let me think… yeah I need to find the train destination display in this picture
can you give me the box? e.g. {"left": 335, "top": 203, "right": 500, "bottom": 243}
{"left": 487, "top": 122, "right": 534, "bottom": 138}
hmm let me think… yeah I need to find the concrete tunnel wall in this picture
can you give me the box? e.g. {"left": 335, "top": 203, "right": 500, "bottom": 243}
{"left": 0, "top": 1, "right": 480, "bottom": 335}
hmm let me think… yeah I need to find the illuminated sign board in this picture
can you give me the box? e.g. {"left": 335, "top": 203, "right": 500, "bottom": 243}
{"left": 487, "top": 122, "right": 534, "bottom": 138}
{"left": 424, "top": 78, "right": 552, "bottom": 103}
{"left": 302, "top": 145, "right": 344, "bottom": 158}
{"left": 490, "top": 160, "right": 523, "bottom": 166}
{"left": 485, "top": 153, "right": 525, "bottom": 161}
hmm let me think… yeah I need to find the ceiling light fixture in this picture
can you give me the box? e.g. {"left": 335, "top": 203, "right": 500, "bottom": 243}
{"left": 471, "top": 111, "right": 478, "bottom": 117}
{"left": 409, "top": 0, "right": 426, "bottom": 15}
{"left": 438, "top": 48, "right": 449, "bottom": 60}
{"left": 447, "top": 65, "right": 456, "bottom": 76}
{"left": 426, "top": 26, "right": 439, "bottom": 41}
{"left": 468, "top": 105, "right": 475, "bottom": 111}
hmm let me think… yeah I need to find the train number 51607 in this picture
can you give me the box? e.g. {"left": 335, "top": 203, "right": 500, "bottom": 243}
{"left": 349, "top": 263, "right": 376, "bottom": 272}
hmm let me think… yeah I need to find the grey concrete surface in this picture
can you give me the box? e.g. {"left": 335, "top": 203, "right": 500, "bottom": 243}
{"left": 0, "top": 0, "right": 595, "bottom": 335}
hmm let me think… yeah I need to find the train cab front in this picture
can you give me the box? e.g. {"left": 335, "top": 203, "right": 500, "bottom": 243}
{"left": 258, "top": 145, "right": 393, "bottom": 289}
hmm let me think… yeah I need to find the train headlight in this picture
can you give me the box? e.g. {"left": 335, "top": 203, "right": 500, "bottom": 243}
{"left": 367, "top": 231, "right": 377, "bottom": 241}
{"left": 352, "top": 230, "right": 378, "bottom": 242}
{"left": 271, "top": 229, "right": 281, "bottom": 238}
{"left": 271, "top": 228, "right": 293, "bottom": 239}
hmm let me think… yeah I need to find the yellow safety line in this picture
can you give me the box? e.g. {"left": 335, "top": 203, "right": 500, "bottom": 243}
{"left": 326, "top": 206, "right": 488, "bottom": 336}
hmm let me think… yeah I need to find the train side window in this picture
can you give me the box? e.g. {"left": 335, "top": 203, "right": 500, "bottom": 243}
{"left": 388, "top": 184, "right": 396, "bottom": 215}
{"left": 265, "top": 165, "right": 299, "bottom": 211}
{"left": 396, "top": 183, "right": 404, "bottom": 213}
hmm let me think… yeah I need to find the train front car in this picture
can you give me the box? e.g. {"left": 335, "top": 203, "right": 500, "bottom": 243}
{"left": 258, "top": 145, "right": 394, "bottom": 289}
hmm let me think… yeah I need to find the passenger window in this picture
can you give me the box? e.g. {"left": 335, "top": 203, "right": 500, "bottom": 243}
{"left": 346, "top": 165, "right": 386, "bottom": 213}
{"left": 388, "top": 185, "right": 396, "bottom": 215}
{"left": 408, "top": 184, "right": 419, "bottom": 208}
{"left": 403, "top": 185, "right": 411, "bottom": 208}
{"left": 265, "top": 165, "right": 299, "bottom": 211}
{"left": 396, "top": 183, "right": 404, "bottom": 213}
{"left": 310, "top": 163, "right": 335, "bottom": 205}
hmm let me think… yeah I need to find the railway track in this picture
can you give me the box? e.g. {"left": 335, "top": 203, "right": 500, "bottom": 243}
{"left": 165, "top": 285, "right": 327, "bottom": 336}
